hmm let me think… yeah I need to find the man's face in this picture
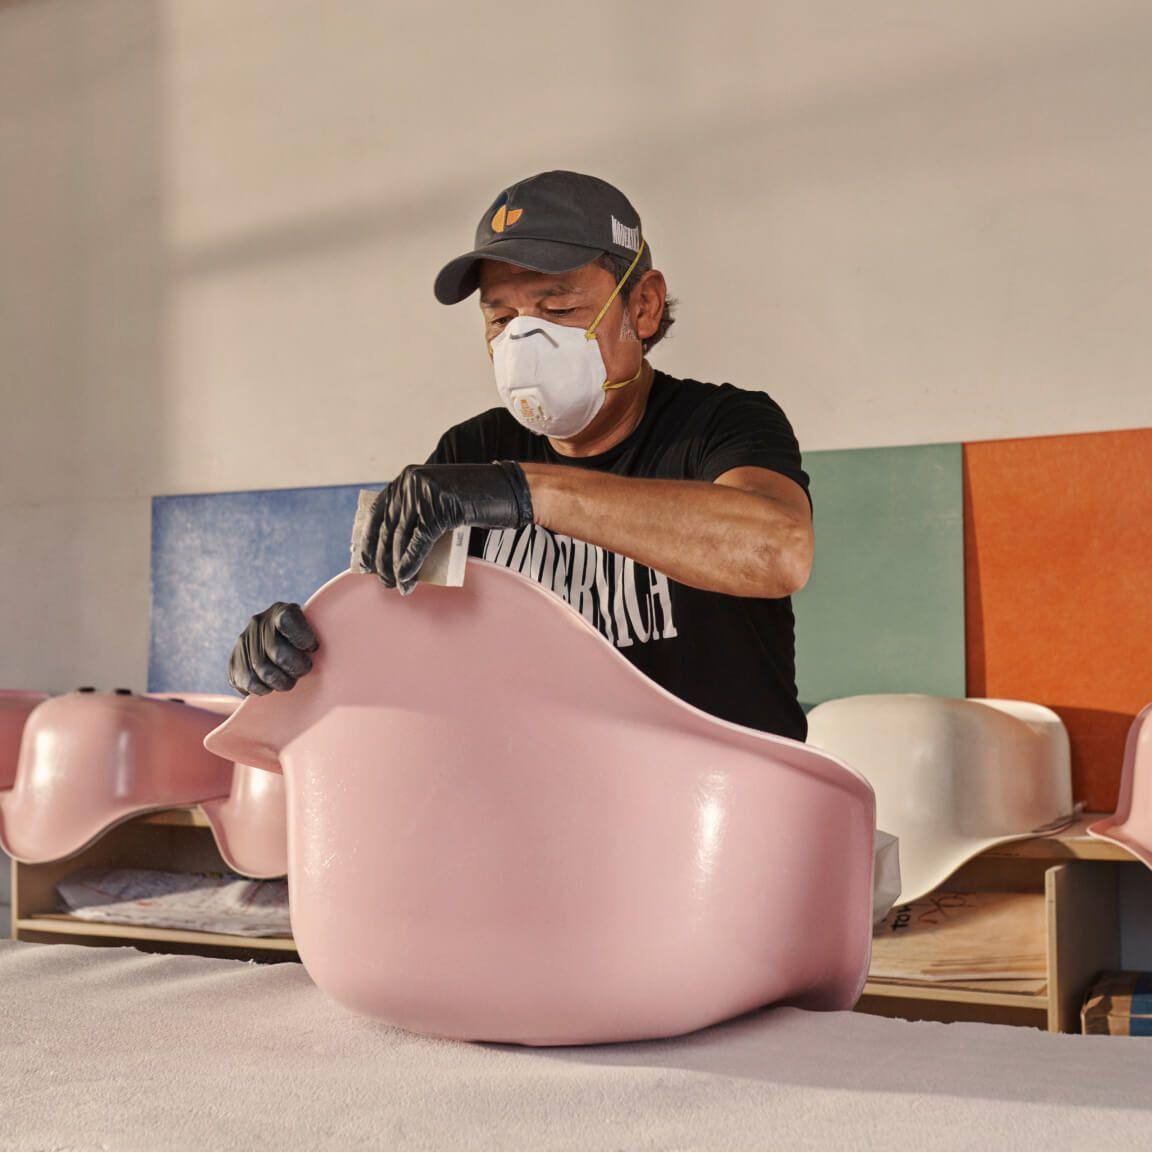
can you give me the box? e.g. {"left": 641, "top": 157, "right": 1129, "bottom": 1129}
{"left": 476, "top": 258, "right": 647, "bottom": 387}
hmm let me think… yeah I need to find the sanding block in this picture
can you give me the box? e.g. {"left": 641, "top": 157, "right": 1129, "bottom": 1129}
{"left": 349, "top": 489, "right": 470, "bottom": 587}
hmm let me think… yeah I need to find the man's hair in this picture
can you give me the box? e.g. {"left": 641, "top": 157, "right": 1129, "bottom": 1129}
{"left": 594, "top": 251, "right": 677, "bottom": 354}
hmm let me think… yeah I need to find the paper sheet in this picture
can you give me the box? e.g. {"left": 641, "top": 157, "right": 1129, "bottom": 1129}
{"left": 872, "top": 828, "right": 901, "bottom": 926}
{"left": 55, "top": 867, "right": 291, "bottom": 938}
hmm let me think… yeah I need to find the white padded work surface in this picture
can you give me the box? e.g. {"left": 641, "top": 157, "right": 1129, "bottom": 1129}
{"left": 1, "top": 939, "right": 1151, "bottom": 1152}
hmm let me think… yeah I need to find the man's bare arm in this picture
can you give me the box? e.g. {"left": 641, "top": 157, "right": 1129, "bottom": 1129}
{"left": 520, "top": 462, "right": 813, "bottom": 599}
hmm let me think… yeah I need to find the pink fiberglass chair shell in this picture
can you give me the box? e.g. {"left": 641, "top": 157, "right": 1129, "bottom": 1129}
{"left": 145, "top": 693, "right": 288, "bottom": 879}
{"left": 0, "top": 691, "right": 235, "bottom": 864}
{"left": 200, "top": 763, "right": 288, "bottom": 879}
{"left": 204, "top": 560, "right": 876, "bottom": 1047}
{"left": 1088, "top": 702, "right": 1152, "bottom": 867}
{"left": 0, "top": 692, "right": 50, "bottom": 790}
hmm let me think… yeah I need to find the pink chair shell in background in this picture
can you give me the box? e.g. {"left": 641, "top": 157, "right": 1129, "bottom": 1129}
{"left": 200, "top": 763, "right": 288, "bottom": 879}
{"left": 144, "top": 692, "right": 240, "bottom": 717}
{"left": 204, "top": 561, "right": 876, "bottom": 1047}
{"left": 1088, "top": 702, "right": 1152, "bottom": 867}
{"left": 144, "top": 692, "right": 288, "bottom": 878}
{"left": 0, "top": 692, "right": 234, "bottom": 863}
{"left": 0, "top": 692, "right": 50, "bottom": 790}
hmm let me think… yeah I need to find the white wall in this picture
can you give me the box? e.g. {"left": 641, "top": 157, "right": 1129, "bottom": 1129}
{"left": 3, "top": 0, "right": 1151, "bottom": 693}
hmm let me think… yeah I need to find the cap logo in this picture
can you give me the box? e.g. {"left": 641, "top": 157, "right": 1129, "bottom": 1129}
{"left": 491, "top": 204, "right": 524, "bottom": 233}
{"left": 611, "top": 216, "right": 640, "bottom": 252}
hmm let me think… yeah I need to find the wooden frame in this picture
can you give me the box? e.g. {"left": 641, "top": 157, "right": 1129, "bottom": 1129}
{"left": 10, "top": 809, "right": 297, "bottom": 963}
{"left": 856, "top": 816, "right": 1132, "bottom": 1033}
{"left": 6, "top": 812, "right": 1140, "bottom": 1020}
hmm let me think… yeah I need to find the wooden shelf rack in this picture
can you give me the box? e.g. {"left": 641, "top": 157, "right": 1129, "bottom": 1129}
{"left": 8, "top": 812, "right": 1139, "bottom": 1028}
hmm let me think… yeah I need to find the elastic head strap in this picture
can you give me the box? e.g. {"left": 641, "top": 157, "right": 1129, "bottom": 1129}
{"left": 586, "top": 237, "right": 647, "bottom": 340}
{"left": 602, "top": 361, "right": 644, "bottom": 392}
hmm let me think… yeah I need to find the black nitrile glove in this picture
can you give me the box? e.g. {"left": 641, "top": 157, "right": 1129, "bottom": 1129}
{"left": 228, "top": 601, "right": 319, "bottom": 696}
{"left": 362, "top": 461, "right": 534, "bottom": 595}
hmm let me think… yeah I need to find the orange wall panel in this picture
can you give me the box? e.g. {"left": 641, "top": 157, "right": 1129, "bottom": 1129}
{"left": 964, "top": 428, "right": 1152, "bottom": 812}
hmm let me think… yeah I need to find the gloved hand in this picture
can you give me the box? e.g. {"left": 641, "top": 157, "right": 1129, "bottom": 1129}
{"left": 228, "top": 601, "right": 319, "bottom": 696}
{"left": 360, "top": 461, "right": 534, "bottom": 595}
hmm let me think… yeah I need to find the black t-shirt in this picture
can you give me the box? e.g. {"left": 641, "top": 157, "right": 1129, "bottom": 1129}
{"left": 425, "top": 368, "right": 813, "bottom": 741}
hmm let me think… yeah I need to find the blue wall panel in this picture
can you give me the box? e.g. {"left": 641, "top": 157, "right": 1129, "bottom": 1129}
{"left": 148, "top": 482, "right": 379, "bottom": 694}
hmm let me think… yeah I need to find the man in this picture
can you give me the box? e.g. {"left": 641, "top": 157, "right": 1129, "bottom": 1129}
{"left": 229, "top": 170, "right": 815, "bottom": 741}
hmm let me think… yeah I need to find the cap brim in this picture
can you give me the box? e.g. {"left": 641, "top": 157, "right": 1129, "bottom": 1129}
{"left": 433, "top": 237, "right": 606, "bottom": 305}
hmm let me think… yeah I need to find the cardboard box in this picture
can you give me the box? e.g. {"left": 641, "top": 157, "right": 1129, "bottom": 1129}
{"left": 1081, "top": 971, "right": 1152, "bottom": 1036}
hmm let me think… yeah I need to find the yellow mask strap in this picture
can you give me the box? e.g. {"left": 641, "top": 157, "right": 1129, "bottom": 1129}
{"left": 586, "top": 237, "right": 647, "bottom": 340}
{"left": 603, "top": 362, "right": 645, "bottom": 392}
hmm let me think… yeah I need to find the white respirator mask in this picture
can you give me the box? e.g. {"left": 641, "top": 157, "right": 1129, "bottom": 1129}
{"left": 488, "top": 239, "right": 647, "bottom": 439}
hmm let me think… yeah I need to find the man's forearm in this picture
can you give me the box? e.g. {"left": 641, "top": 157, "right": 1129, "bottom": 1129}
{"left": 519, "top": 462, "right": 808, "bottom": 598}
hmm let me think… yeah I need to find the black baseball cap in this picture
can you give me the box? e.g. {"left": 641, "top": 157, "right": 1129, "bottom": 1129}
{"left": 433, "top": 170, "right": 648, "bottom": 305}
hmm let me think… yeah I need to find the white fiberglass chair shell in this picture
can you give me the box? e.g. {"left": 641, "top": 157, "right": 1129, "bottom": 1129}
{"left": 806, "top": 693, "right": 1075, "bottom": 904}
{"left": 1088, "top": 703, "right": 1152, "bottom": 867}
{"left": 0, "top": 691, "right": 236, "bottom": 863}
{"left": 204, "top": 561, "right": 877, "bottom": 1047}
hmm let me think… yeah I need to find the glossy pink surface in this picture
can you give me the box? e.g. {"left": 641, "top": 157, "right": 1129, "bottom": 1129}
{"left": 144, "top": 693, "right": 288, "bottom": 878}
{"left": 0, "top": 692, "right": 234, "bottom": 863}
{"left": 201, "top": 764, "right": 288, "bottom": 879}
{"left": 204, "top": 561, "right": 876, "bottom": 1046}
{"left": 0, "top": 692, "right": 50, "bottom": 790}
{"left": 1088, "top": 703, "right": 1152, "bottom": 868}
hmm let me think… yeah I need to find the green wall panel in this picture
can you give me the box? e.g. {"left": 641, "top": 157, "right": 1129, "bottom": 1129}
{"left": 793, "top": 442, "right": 965, "bottom": 711}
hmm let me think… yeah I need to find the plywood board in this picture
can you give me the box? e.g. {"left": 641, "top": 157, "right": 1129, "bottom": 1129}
{"left": 870, "top": 890, "right": 1046, "bottom": 982}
